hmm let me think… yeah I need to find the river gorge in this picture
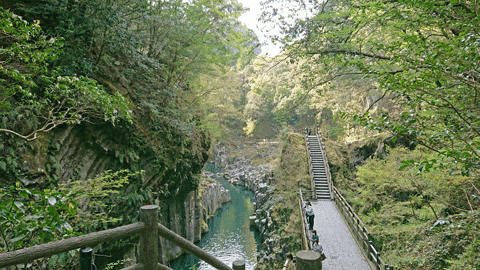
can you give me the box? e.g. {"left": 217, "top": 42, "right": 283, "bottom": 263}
{"left": 170, "top": 176, "right": 260, "bottom": 269}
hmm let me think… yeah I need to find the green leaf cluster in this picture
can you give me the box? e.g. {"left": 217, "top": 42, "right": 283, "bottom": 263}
{"left": 0, "top": 169, "right": 142, "bottom": 268}
{"left": 0, "top": 183, "right": 78, "bottom": 267}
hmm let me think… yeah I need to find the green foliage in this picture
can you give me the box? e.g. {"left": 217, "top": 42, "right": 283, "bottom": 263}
{"left": 0, "top": 169, "right": 143, "bottom": 268}
{"left": 241, "top": 56, "right": 320, "bottom": 137}
{"left": 2, "top": 2, "right": 213, "bottom": 201}
{"left": 261, "top": 0, "right": 480, "bottom": 174}
{"left": 58, "top": 170, "right": 143, "bottom": 232}
{"left": 346, "top": 145, "right": 480, "bottom": 269}
{"left": 0, "top": 183, "right": 78, "bottom": 267}
{"left": 0, "top": 8, "right": 132, "bottom": 141}
{"left": 103, "top": 258, "right": 132, "bottom": 270}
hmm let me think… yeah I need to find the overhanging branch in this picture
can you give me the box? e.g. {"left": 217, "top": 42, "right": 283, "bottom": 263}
{"left": 306, "top": 49, "right": 393, "bottom": 60}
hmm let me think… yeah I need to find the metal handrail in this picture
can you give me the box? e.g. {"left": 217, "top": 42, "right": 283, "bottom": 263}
{"left": 0, "top": 205, "right": 238, "bottom": 270}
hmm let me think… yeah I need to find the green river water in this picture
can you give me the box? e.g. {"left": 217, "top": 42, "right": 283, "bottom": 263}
{"left": 169, "top": 176, "right": 260, "bottom": 270}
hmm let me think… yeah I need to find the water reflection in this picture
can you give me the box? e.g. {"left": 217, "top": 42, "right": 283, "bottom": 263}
{"left": 170, "top": 177, "right": 259, "bottom": 270}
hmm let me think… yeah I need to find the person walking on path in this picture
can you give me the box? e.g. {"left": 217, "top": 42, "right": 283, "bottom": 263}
{"left": 283, "top": 252, "right": 295, "bottom": 270}
{"left": 312, "top": 239, "right": 325, "bottom": 270}
{"left": 305, "top": 201, "right": 315, "bottom": 230}
{"left": 311, "top": 230, "right": 319, "bottom": 244}
{"left": 312, "top": 239, "right": 323, "bottom": 254}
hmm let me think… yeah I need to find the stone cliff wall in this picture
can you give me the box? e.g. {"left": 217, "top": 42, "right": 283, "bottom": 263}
{"left": 11, "top": 124, "right": 231, "bottom": 263}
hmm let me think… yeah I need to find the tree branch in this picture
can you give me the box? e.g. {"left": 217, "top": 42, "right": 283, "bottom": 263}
{"left": 305, "top": 49, "right": 393, "bottom": 60}
{"left": 364, "top": 89, "right": 388, "bottom": 115}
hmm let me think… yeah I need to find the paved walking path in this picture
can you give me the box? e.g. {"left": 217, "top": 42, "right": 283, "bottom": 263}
{"left": 310, "top": 200, "right": 372, "bottom": 270}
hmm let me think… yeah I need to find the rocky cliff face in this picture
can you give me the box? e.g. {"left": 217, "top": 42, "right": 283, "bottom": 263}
{"left": 7, "top": 123, "right": 231, "bottom": 264}
{"left": 199, "top": 175, "right": 232, "bottom": 222}
{"left": 158, "top": 182, "right": 230, "bottom": 262}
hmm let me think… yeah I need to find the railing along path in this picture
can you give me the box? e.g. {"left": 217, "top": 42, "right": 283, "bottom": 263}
{"left": 0, "top": 205, "right": 245, "bottom": 270}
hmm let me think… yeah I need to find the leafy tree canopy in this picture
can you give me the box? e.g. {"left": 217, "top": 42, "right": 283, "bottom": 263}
{"left": 260, "top": 0, "right": 480, "bottom": 174}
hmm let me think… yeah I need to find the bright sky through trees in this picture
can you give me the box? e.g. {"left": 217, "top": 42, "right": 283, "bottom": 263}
{"left": 237, "top": 0, "right": 282, "bottom": 56}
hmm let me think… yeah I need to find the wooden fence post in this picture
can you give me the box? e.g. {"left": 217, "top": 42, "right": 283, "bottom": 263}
{"left": 80, "top": 247, "right": 92, "bottom": 270}
{"left": 140, "top": 205, "right": 159, "bottom": 270}
{"left": 232, "top": 260, "right": 245, "bottom": 270}
{"left": 295, "top": 250, "right": 322, "bottom": 270}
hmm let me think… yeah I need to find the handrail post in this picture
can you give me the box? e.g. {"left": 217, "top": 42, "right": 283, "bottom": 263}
{"left": 140, "top": 205, "right": 159, "bottom": 269}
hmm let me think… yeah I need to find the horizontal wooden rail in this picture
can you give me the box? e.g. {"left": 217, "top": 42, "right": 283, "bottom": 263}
{"left": 0, "top": 222, "right": 145, "bottom": 268}
{"left": 0, "top": 205, "right": 242, "bottom": 270}
{"left": 157, "top": 223, "right": 233, "bottom": 270}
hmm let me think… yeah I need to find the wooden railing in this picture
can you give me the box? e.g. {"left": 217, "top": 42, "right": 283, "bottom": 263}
{"left": 304, "top": 135, "right": 317, "bottom": 200}
{"left": 303, "top": 127, "right": 324, "bottom": 200}
{"left": 0, "top": 205, "right": 244, "bottom": 270}
{"left": 315, "top": 132, "right": 334, "bottom": 200}
{"left": 332, "top": 187, "right": 395, "bottom": 270}
{"left": 298, "top": 189, "right": 312, "bottom": 251}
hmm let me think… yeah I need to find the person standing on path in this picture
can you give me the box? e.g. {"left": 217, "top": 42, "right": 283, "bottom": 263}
{"left": 305, "top": 201, "right": 315, "bottom": 230}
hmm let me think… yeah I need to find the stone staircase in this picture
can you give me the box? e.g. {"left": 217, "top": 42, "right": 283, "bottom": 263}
{"left": 307, "top": 135, "right": 331, "bottom": 200}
